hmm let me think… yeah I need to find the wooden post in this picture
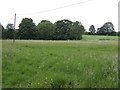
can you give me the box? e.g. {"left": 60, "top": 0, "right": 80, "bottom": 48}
{"left": 13, "top": 13, "right": 16, "bottom": 43}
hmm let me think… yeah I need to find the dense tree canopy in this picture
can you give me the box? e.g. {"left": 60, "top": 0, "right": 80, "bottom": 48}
{"left": 2, "top": 18, "right": 117, "bottom": 40}
{"left": 89, "top": 25, "right": 96, "bottom": 35}
{"left": 54, "top": 19, "right": 85, "bottom": 40}
{"left": 6, "top": 24, "right": 14, "bottom": 30}
{"left": 96, "top": 22, "right": 115, "bottom": 35}
{"left": 18, "top": 18, "right": 37, "bottom": 39}
{"left": 70, "top": 21, "right": 85, "bottom": 40}
{"left": 54, "top": 19, "right": 72, "bottom": 40}
{"left": 2, "top": 24, "right": 14, "bottom": 39}
{"left": 37, "top": 20, "right": 55, "bottom": 40}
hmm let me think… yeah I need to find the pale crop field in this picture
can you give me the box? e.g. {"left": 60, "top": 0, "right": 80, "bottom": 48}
{"left": 2, "top": 35, "right": 118, "bottom": 88}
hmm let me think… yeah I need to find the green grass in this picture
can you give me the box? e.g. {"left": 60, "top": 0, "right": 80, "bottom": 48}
{"left": 82, "top": 35, "right": 118, "bottom": 40}
{"left": 2, "top": 35, "right": 118, "bottom": 88}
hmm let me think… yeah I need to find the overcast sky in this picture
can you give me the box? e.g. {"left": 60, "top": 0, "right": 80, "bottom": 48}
{"left": 0, "top": 0, "right": 119, "bottom": 31}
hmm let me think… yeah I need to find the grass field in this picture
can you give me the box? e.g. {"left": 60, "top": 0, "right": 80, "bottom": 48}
{"left": 2, "top": 35, "right": 118, "bottom": 88}
{"left": 82, "top": 35, "right": 118, "bottom": 40}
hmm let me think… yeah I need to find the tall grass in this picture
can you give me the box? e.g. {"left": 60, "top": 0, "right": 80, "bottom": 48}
{"left": 2, "top": 36, "right": 118, "bottom": 88}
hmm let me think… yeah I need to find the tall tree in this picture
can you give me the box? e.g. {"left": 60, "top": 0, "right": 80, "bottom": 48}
{"left": 97, "top": 22, "right": 115, "bottom": 35}
{"left": 18, "top": 18, "right": 37, "bottom": 39}
{"left": 89, "top": 25, "right": 96, "bottom": 35}
{"left": 54, "top": 19, "right": 72, "bottom": 40}
{"left": 70, "top": 21, "right": 85, "bottom": 40}
{"left": 37, "top": 20, "right": 55, "bottom": 40}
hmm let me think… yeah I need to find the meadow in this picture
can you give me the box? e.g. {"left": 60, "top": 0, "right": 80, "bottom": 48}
{"left": 2, "top": 35, "right": 118, "bottom": 88}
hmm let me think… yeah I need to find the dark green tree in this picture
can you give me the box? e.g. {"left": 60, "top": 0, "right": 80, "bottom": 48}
{"left": 2, "top": 24, "right": 14, "bottom": 39}
{"left": 70, "top": 21, "right": 85, "bottom": 40}
{"left": 7, "top": 23, "right": 14, "bottom": 30}
{"left": 54, "top": 19, "right": 72, "bottom": 40}
{"left": 18, "top": 18, "right": 37, "bottom": 39}
{"left": 97, "top": 22, "right": 115, "bottom": 35}
{"left": 37, "top": 20, "right": 55, "bottom": 40}
{"left": 118, "top": 32, "right": 120, "bottom": 36}
{"left": 89, "top": 25, "right": 96, "bottom": 35}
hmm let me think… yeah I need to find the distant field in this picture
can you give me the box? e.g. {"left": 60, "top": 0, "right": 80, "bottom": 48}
{"left": 82, "top": 35, "right": 118, "bottom": 40}
{"left": 2, "top": 35, "right": 118, "bottom": 88}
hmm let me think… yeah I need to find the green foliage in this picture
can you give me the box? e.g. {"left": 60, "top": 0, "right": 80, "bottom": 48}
{"left": 89, "top": 25, "right": 96, "bottom": 35}
{"left": 2, "top": 19, "right": 85, "bottom": 40}
{"left": 18, "top": 18, "right": 37, "bottom": 39}
{"left": 37, "top": 20, "right": 55, "bottom": 40}
{"left": 54, "top": 19, "right": 85, "bottom": 40}
{"left": 70, "top": 21, "right": 85, "bottom": 40}
{"left": 97, "top": 22, "right": 115, "bottom": 35}
{"left": 6, "top": 24, "right": 14, "bottom": 30}
{"left": 2, "top": 24, "right": 13, "bottom": 39}
{"left": 2, "top": 18, "right": 117, "bottom": 40}
{"left": 117, "top": 32, "right": 120, "bottom": 36}
{"left": 50, "top": 73, "right": 68, "bottom": 88}
{"left": 54, "top": 19, "right": 72, "bottom": 40}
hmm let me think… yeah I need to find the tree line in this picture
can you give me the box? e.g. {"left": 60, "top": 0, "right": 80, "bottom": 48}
{"left": 87, "top": 22, "right": 119, "bottom": 36}
{"left": 1, "top": 18, "right": 85, "bottom": 40}
{"left": 1, "top": 18, "right": 119, "bottom": 40}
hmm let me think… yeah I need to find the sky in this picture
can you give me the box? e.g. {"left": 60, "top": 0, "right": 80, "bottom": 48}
{"left": 0, "top": 0, "right": 119, "bottom": 31}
